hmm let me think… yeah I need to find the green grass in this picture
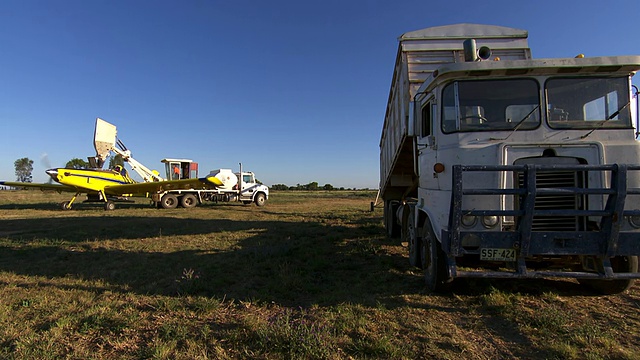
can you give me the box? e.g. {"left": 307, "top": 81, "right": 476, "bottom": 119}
{"left": 0, "top": 190, "right": 639, "bottom": 359}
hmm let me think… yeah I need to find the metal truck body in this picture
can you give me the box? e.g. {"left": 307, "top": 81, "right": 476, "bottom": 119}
{"left": 379, "top": 23, "right": 640, "bottom": 294}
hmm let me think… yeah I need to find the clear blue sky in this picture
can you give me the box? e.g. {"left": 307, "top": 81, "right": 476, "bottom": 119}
{"left": 1, "top": 0, "right": 638, "bottom": 189}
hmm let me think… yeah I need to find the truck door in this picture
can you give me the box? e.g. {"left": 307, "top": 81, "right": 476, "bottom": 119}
{"left": 417, "top": 100, "right": 440, "bottom": 190}
{"left": 239, "top": 173, "right": 257, "bottom": 198}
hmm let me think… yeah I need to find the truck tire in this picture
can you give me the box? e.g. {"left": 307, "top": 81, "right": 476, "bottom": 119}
{"left": 254, "top": 192, "right": 266, "bottom": 206}
{"left": 160, "top": 194, "right": 179, "bottom": 209}
{"left": 384, "top": 200, "right": 400, "bottom": 238}
{"left": 421, "top": 218, "right": 451, "bottom": 292}
{"left": 180, "top": 193, "right": 198, "bottom": 208}
{"left": 403, "top": 206, "right": 421, "bottom": 268}
{"left": 579, "top": 256, "right": 638, "bottom": 295}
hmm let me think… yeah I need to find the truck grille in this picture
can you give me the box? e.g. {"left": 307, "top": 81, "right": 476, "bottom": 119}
{"left": 515, "top": 159, "right": 587, "bottom": 231}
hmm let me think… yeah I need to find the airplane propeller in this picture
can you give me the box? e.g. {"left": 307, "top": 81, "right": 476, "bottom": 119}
{"left": 41, "top": 153, "right": 54, "bottom": 184}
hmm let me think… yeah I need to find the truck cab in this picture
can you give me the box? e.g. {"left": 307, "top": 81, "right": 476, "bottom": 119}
{"left": 161, "top": 158, "right": 198, "bottom": 180}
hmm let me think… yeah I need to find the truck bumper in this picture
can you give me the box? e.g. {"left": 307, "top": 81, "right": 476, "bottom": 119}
{"left": 444, "top": 163, "right": 640, "bottom": 280}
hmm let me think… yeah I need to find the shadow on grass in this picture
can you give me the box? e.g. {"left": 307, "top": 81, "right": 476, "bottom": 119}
{"left": 3, "top": 213, "right": 634, "bottom": 359}
{"left": 450, "top": 277, "right": 597, "bottom": 297}
{"left": 0, "top": 201, "right": 154, "bottom": 211}
{"left": 0, "top": 211, "right": 626, "bottom": 303}
{"left": 0, "top": 215, "right": 416, "bottom": 308}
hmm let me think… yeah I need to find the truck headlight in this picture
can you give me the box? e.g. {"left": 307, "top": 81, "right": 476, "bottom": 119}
{"left": 629, "top": 215, "right": 640, "bottom": 229}
{"left": 482, "top": 215, "right": 499, "bottom": 228}
{"left": 461, "top": 215, "right": 477, "bottom": 227}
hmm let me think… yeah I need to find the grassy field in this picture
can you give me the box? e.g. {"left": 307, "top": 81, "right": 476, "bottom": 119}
{"left": 0, "top": 189, "right": 639, "bottom": 359}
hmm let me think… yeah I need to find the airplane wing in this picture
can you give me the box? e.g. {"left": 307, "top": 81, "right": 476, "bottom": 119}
{"left": 0, "top": 181, "right": 80, "bottom": 192}
{"left": 103, "top": 175, "right": 224, "bottom": 195}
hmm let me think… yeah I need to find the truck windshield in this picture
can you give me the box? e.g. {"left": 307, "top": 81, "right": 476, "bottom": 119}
{"left": 442, "top": 79, "right": 540, "bottom": 133}
{"left": 546, "top": 77, "right": 631, "bottom": 129}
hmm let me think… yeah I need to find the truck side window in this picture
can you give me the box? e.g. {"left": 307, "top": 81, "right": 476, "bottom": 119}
{"left": 421, "top": 103, "right": 431, "bottom": 137}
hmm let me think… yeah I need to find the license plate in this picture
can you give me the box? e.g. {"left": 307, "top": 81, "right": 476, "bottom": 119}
{"left": 480, "top": 248, "right": 516, "bottom": 262}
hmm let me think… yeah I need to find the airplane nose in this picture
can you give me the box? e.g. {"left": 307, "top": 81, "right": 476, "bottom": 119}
{"left": 46, "top": 169, "right": 58, "bottom": 179}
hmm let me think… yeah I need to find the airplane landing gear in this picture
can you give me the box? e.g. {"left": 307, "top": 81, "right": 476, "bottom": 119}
{"left": 104, "top": 201, "right": 116, "bottom": 211}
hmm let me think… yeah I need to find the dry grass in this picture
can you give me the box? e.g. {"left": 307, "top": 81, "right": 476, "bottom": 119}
{"left": 0, "top": 189, "right": 639, "bottom": 359}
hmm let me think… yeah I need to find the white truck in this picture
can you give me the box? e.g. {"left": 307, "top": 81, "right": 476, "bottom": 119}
{"left": 154, "top": 158, "right": 268, "bottom": 209}
{"left": 380, "top": 24, "right": 640, "bottom": 294}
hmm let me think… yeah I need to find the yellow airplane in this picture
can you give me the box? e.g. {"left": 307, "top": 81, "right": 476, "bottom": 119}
{"left": 0, "top": 165, "right": 223, "bottom": 210}
{"left": 1, "top": 118, "right": 224, "bottom": 210}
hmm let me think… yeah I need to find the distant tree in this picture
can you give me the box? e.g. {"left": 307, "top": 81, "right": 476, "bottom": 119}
{"left": 307, "top": 182, "right": 318, "bottom": 190}
{"left": 14, "top": 157, "right": 33, "bottom": 182}
{"left": 323, "top": 184, "right": 334, "bottom": 190}
{"left": 65, "top": 158, "right": 89, "bottom": 169}
{"left": 271, "top": 184, "right": 289, "bottom": 190}
{"left": 108, "top": 154, "right": 125, "bottom": 169}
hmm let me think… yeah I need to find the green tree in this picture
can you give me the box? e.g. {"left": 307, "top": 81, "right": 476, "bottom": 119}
{"left": 108, "top": 154, "right": 125, "bottom": 169}
{"left": 65, "top": 158, "right": 89, "bottom": 169}
{"left": 14, "top": 157, "right": 34, "bottom": 182}
{"left": 323, "top": 183, "right": 334, "bottom": 190}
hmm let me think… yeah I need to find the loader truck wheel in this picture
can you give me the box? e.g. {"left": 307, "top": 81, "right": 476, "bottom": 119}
{"left": 180, "top": 193, "right": 198, "bottom": 208}
{"left": 254, "top": 192, "right": 266, "bottom": 206}
{"left": 421, "top": 218, "right": 451, "bottom": 292}
{"left": 579, "top": 256, "right": 638, "bottom": 295}
{"left": 160, "top": 194, "right": 179, "bottom": 209}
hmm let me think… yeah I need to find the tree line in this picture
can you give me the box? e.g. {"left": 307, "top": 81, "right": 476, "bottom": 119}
{"left": 271, "top": 182, "right": 351, "bottom": 191}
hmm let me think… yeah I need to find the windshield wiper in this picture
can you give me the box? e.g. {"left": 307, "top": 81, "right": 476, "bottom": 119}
{"left": 580, "top": 101, "right": 630, "bottom": 139}
{"left": 495, "top": 105, "right": 540, "bottom": 141}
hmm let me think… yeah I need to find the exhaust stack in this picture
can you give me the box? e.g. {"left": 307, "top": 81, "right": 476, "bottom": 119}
{"left": 463, "top": 38, "right": 492, "bottom": 62}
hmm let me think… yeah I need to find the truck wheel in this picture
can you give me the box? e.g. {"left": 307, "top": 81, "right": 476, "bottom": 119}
{"left": 160, "top": 194, "right": 179, "bottom": 209}
{"left": 384, "top": 200, "right": 400, "bottom": 238}
{"left": 579, "top": 256, "right": 638, "bottom": 295}
{"left": 104, "top": 201, "right": 116, "bottom": 211}
{"left": 421, "top": 218, "right": 451, "bottom": 292}
{"left": 180, "top": 193, "right": 198, "bottom": 208}
{"left": 405, "top": 207, "right": 421, "bottom": 268}
{"left": 254, "top": 192, "right": 266, "bottom": 206}
{"left": 399, "top": 204, "right": 409, "bottom": 243}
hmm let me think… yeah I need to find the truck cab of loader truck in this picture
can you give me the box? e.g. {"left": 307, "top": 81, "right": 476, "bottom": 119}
{"left": 408, "top": 52, "right": 640, "bottom": 293}
{"left": 162, "top": 158, "right": 198, "bottom": 180}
